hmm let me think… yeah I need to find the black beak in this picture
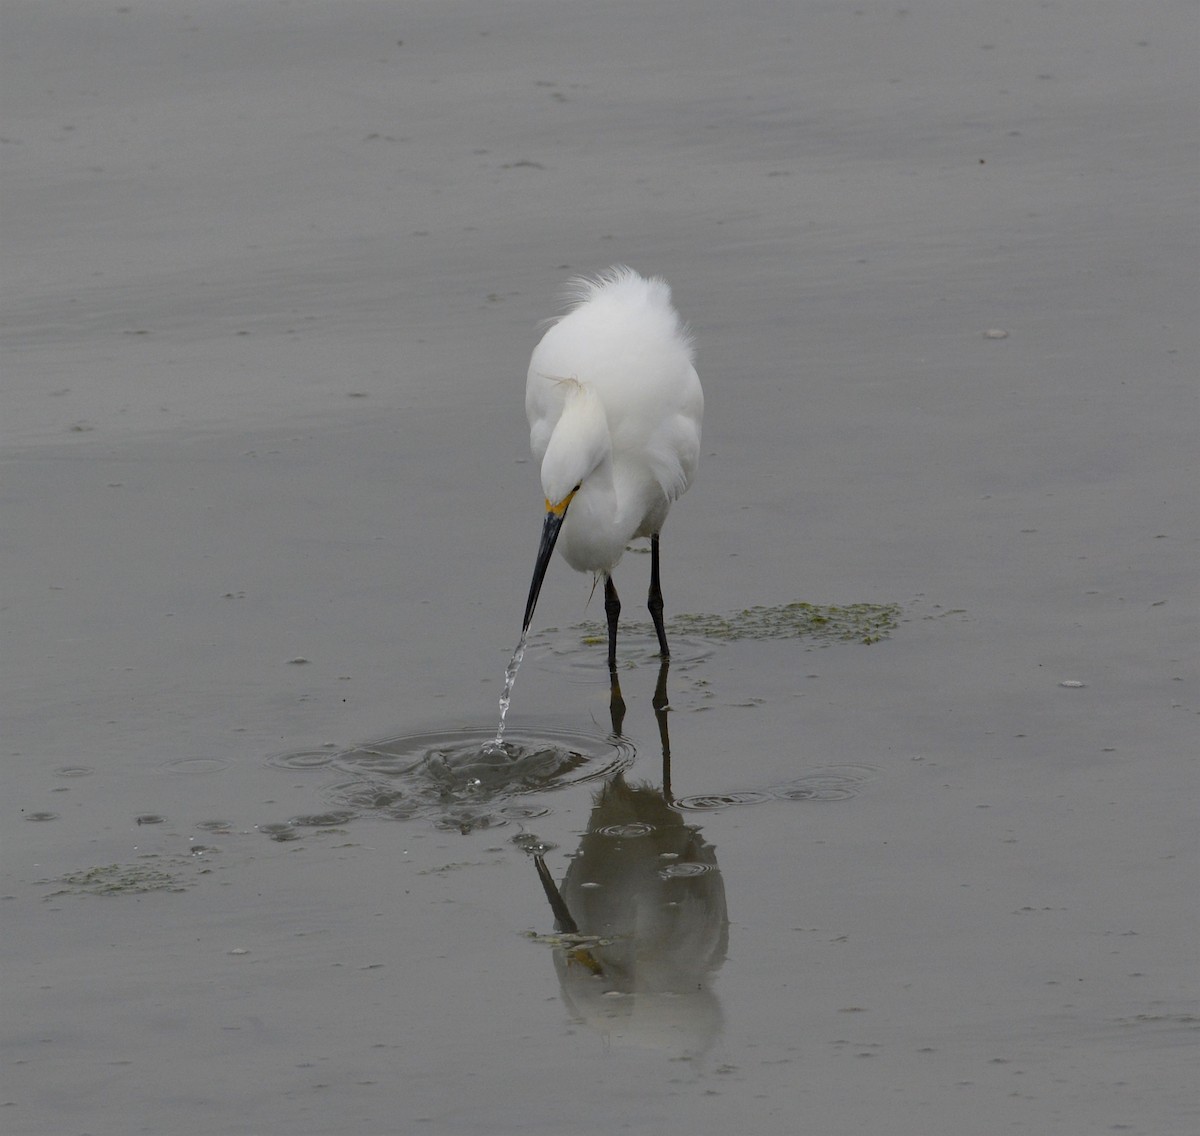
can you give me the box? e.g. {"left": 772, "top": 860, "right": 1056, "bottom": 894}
{"left": 522, "top": 506, "right": 567, "bottom": 635}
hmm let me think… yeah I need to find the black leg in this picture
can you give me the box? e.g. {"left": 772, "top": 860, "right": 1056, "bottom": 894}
{"left": 648, "top": 533, "right": 670, "bottom": 658}
{"left": 603, "top": 573, "right": 621, "bottom": 671}
{"left": 652, "top": 657, "right": 673, "bottom": 804}
{"left": 608, "top": 662, "right": 626, "bottom": 737}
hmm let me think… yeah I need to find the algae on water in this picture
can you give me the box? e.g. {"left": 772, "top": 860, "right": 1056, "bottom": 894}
{"left": 42, "top": 861, "right": 191, "bottom": 897}
{"left": 574, "top": 601, "right": 901, "bottom": 646}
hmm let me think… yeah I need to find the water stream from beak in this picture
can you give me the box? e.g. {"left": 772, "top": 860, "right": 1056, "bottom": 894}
{"left": 487, "top": 627, "right": 530, "bottom": 752}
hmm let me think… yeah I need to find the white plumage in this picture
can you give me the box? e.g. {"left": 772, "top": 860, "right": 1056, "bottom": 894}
{"left": 521, "top": 267, "right": 704, "bottom": 667}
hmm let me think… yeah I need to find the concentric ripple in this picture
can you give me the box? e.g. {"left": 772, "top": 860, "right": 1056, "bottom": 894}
{"left": 659, "top": 861, "right": 716, "bottom": 879}
{"left": 267, "top": 748, "right": 338, "bottom": 771}
{"left": 771, "top": 764, "right": 876, "bottom": 801}
{"left": 674, "top": 790, "right": 775, "bottom": 812}
{"left": 596, "top": 821, "right": 656, "bottom": 839}
{"left": 271, "top": 728, "right": 634, "bottom": 832}
{"left": 675, "top": 765, "right": 876, "bottom": 812}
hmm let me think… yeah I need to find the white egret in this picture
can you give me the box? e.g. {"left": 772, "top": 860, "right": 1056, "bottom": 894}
{"left": 521, "top": 267, "right": 704, "bottom": 668}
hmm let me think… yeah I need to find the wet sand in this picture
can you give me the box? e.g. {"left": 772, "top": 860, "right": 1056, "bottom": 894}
{"left": 2, "top": 2, "right": 1197, "bottom": 1133}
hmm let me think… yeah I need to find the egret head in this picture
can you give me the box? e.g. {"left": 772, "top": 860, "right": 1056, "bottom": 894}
{"left": 522, "top": 381, "right": 611, "bottom": 636}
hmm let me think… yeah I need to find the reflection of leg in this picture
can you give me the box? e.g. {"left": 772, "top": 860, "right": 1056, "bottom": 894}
{"left": 648, "top": 533, "right": 670, "bottom": 658}
{"left": 652, "top": 657, "right": 673, "bottom": 804}
{"left": 603, "top": 573, "right": 620, "bottom": 670}
{"left": 608, "top": 663, "right": 626, "bottom": 737}
{"left": 535, "top": 854, "right": 578, "bottom": 934}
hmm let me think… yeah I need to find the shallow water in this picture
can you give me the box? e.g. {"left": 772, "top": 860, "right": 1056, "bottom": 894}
{"left": 3, "top": 2, "right": 1197, "bottom": 1134}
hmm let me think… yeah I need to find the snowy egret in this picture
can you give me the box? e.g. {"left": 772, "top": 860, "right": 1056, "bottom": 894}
{"left": 521, "top": 267, "right": 704, "bottom": 668}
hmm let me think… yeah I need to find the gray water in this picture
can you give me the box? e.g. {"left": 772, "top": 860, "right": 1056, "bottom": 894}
{"left": 2, "top": 3, "right": 1196, "bottom": 1134}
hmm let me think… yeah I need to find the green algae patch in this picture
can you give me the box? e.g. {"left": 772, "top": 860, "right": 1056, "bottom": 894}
{"left": 574, "top": 601, "right": 901, "bottom": 646}
{"left": 42, "top": 860, "right": 192, "bottom": 897}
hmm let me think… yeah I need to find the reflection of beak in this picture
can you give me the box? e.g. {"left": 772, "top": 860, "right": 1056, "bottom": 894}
{"left": 522, "top": 493, "right": 574, "bottom": 635}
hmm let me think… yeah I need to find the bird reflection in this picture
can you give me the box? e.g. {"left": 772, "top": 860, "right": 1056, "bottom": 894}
{"left": 535, "top": 660, "right": 728, "bottom": 1053}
